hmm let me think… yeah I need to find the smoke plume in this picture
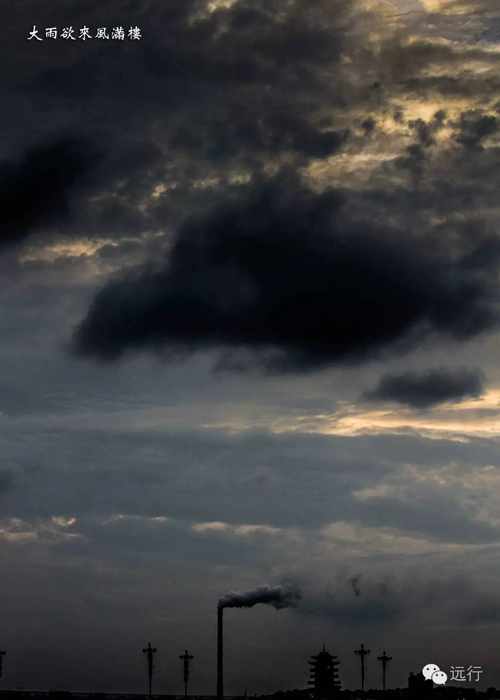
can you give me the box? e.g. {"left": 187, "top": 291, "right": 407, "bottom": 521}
{"left": 218, "top": 584, "right": 302, "bottom": 610}
{"left": 349, "top": 575, "right": 362, "bottom": 597}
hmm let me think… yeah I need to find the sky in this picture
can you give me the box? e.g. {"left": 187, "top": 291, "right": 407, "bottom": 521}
{"left": 2, "top": 0, "right": 500, "bottom": 694}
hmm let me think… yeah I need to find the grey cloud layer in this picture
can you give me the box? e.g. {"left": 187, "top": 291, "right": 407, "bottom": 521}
{"left": 363, "top": 367, "right": 485, "bottom": 408}
{"left": 2, "top": 424, "right": 499, "bottom": 543}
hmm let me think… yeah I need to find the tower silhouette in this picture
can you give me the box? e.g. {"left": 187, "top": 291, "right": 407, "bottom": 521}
{"left": 308, "top": 644, "right": 341, "bottom": 697}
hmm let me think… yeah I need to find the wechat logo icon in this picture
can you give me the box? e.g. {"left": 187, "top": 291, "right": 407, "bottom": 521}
{"left": 422, "top": 664, "right": 447, "bottom": 685}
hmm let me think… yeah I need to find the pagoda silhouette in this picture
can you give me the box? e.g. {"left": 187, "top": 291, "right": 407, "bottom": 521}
{"left": 307, "top": 644, "right": 341, "bottom": 698}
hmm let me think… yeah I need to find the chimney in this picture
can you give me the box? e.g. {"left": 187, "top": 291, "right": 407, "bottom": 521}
{"left": 217, "top": 606, "right": 223, "bottom": 698}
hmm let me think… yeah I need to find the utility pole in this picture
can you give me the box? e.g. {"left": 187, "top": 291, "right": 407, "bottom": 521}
{"left": 142, "top": 642, "right": 157, "bottom": 697}
{"left": 377, "top": 650, "right": 392, "bottom": 691}
{"left": 179, "top": 650, "right": 193, "bottom": 697}
{"left": 354, "top": 644, "right": 370, "bottom": 691}
{"left": 0, "top": 647, "right": 5, "bottom": 679}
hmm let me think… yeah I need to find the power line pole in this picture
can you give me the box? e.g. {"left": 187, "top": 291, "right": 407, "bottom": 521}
{"left": 354, "top": 644, "right": 370, "bottom": 691}
{"left": 142, "top": 642, "right": 157, "bottom": 697}
{"left": 377, "top": 650, "right": 392, "bottom": 691}
{"left": 179, "top": 650, "right": 193, "bottom": 697}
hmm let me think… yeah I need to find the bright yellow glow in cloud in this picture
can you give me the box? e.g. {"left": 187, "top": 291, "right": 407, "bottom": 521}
{"left": 20, "top": 241, "right": 106, "bottom": 263}
{"left": 191, "top": 516, "right": 466, "bottom": 556}
{"left": 0, "top": 517, "right": 82, "bottom": 543}
{"left": 192, "top": 521, "right": 230, "bottom": 532}
{"left": 51, "top": 517, "right": 76, "bottom": 528}
{"left": 32, "top": 386, "right": 500, "bottom": 442}
{"left": 207, "top": 0, "right": 238, "bottom": 10}
{"left": 327, "top": 409, "right": 500, "bottom": 438}
{"left": 192, "top": 521, "right": 285, "bottom": 537}
{"left": 193, "top": 389, "right": 500, "bottom": 440}
{"left": 419, "top": 0, "right": 468, "bottom": 11}
{"left": 152, "top": 183, "right": 167, "bottom": 197}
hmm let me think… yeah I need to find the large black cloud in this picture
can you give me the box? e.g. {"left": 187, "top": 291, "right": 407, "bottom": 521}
{"left": 0, "top": 134, "right": 98, "bottom": 248}
{"left": 71, "top": 173, "right": 500, "bottom": 372}
{"left": 363, "top": 367, "right": 485, "bottom": 409}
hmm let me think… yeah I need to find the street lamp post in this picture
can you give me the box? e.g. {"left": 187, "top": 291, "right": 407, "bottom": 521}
{"left": 179, "top": 650, "right": 193, "bottom": 697}
{"left": 354, "top": 644, "right": 370, "bottom": 692}
{"left": 142, "top": 642, "right": 157, "bottom": 697}
{"left": 0, "top": 647, "right": 6, "bottom": 679}
{"left": 377, "top": 651, "right": 392, "bottom": 691}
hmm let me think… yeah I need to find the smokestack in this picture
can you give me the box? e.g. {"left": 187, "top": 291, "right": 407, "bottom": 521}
{"left": 216, "top": 584, "right": 301, "bottom": 698}
{"left": 217, "top": 606, "right": 223, "bottom": 699}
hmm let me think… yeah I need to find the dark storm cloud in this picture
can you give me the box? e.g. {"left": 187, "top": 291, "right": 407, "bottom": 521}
{"left": 379, "top": 39, "right": 499, "bottom": 79}
{"left": 363, "top": 367, "right": 485, "bottom": 409}
{"left": 409, "top": 111, "right": 447, "bottom": 147}
{"left": 373, "top": 15, "right": 500, "bottom": 101}
{"left": 0, "top": 134, "right": 98, "bottom": 249}
{"left": 394, "top": 111, "right": 447, "bottom": 185}
{"left": 4, "top": 0, "right": 498, "bottom": 261}
{"left": 399, "top": 74, "right": 500, "bottom": 101}
{"left": 395, "top": 142, "right": 427, "bottom": 185}
{"left": 361, "top": 117, "right": 376, "bottom": 135}
{"left": 169, "top": 111, "right": 349, "bottom": 162}
{"left": 6, "top": 0, "right": 353, "bottom": 155}
{"left": 129, "top": 0, "right": 350, "bottom": 92}
{"left": 455, "top": 112, "right": 499, "bottom": 150}
{"left": 0, "top": 0, "right": 364, "bottom": 254}
{"left": 71, "top": 173, "right": 500, "bottom": 372}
